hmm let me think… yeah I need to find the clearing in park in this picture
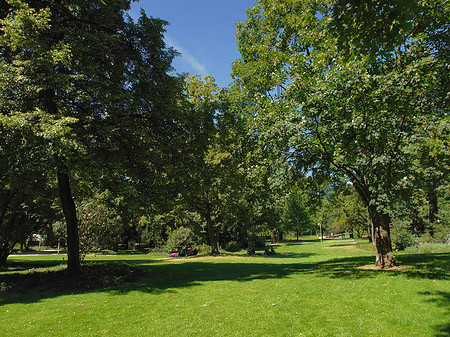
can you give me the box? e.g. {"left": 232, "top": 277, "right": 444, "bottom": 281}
{"left": 1, "top": 238, "right": 449, "bottom": 336}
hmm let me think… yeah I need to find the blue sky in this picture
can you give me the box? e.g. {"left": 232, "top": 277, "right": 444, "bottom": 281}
{"left": 129, "top": 0, "right": 257, "bottom": 88}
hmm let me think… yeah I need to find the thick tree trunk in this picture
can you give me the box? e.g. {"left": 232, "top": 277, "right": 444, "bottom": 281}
{"left": 205, "top": 205, "right": 219, "bottom": 255}
{"left": 369, "top": 207, "right": 395, "bottom": 269}
{"left": 57, "top": 170, "right": 80, "bottom": 277}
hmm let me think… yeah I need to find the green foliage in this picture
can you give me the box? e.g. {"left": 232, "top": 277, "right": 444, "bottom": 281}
{"left": 196, "top": 243, "right": 212, "bottom": 255}
{"left": 77, "top": 197, "right": 123, "bottom": 260}
{"left": 172, "top": 75, "right": 250, "bottom": 254}
{"left": 390, "top": 220, "right": 414, "bottom": 251}
{"left": 165, "top": 227, "right": 197, "bottom": 254}
{"left": 282, "top": 186, "right": 312, "bottom": 236}
{"left": 138, "top": 215, "right": 169, "bottom": 249}
{"left": 248, "top": 235, "right": 266, "bottom": 249}
{"left": 233, "top": 0, "right": 450, "bottom": 268}
{"left": 223, "top": 241, "right": 241, "bottom": 252}
{"left": 0, "top": 0, "right": 185, "bottom": 270}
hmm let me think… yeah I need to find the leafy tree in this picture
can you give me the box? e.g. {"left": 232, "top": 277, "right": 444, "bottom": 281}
{"left": 0, "top": 1, "right": 181, "bottom": 275}
{"left": 233, "top": 0, "right": 449, "bottom": 268}
{"left": 77, "top": 195, "right": 123, "bottom": 259}
{"left": 165, "top": 226, "right": 196, "bottom": 255}
{"left": 403, "top": 116, "right": 450, "bottom": 232}
{"left": 282, "top": 186, "right": 311, "bottom": 240}
{"left": 174, "top": 75, "right": 248, "bottom": 254}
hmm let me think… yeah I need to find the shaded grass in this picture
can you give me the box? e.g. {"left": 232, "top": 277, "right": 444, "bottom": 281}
{"left": 0, "top": 262, "right": 146, "bottom": 295}
{"left": 1, "top": 240, "right": 449, "bottom": 336}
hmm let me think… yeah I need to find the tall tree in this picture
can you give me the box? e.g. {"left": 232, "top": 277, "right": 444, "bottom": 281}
{"left": 282, "top": 186, "right": 311, "bottom": 240}
{"left": 233, "top": 0, "right": 449, "bottom": 268}
{"left": 0, "top": 1, "right": 181, "bottom": 274}
{"left": 174, "top": 75, "right": 248, "bottom": 254}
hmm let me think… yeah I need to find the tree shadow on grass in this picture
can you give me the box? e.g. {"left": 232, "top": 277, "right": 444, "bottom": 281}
{"left": 420, "top": 291, "right": 450, "bottom": 337}
{"left": 1, "top": 252, "right": 449, "bottom": 306}
{"left": 396, "top": 253, "right": 450, "bottom": 280}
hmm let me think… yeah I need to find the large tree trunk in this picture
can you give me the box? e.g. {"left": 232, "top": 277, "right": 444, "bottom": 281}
{"left": 205, "top": 205, "right": 219, "bottom": 255}
{"left": 57, "top": 169, "right": 80, "bottom": 277}
{"left": 369, "top": 206, "right": 395, "bottom": 269}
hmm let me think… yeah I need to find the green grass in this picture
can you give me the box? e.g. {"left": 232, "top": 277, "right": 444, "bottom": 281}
{"left": 1, "top": 239, "right": 449, "bottom": 336}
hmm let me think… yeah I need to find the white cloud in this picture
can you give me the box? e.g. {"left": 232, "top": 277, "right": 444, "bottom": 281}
{"left": 166, "top": 36, "right": 208, "bottom": 77}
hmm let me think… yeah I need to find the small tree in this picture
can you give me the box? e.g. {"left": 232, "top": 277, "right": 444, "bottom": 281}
{"left": 77, "top": 197, "right": 123, "bottom": 260}
{"left": 165, "top": 227, "right": 196, "bottom": 254}
{"left": 282, "top": 189, "right": 311, "bottom": 240}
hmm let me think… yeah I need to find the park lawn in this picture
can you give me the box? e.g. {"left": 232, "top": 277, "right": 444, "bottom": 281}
{"left": 1, "top": 240, "right": 449, "bottom": 336}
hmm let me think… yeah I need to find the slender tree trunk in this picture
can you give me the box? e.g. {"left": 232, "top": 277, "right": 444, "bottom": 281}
{"left": 205, "top": 205, "right": 219, "bottom": 255}
{"left": 369, "top": 206, "right": 395, "bottom": 269}
{"left": 270, "top": 230, "right": 276, "bottom": 244}
{"left": 57, "top": 169, "right": 80, "bottom": 277}
{"left": 367, "top": 223, "right": 373, "bottom": 243}
{"left": 41, "top": 88, "right": 80, "bottom": 275}
{"left": 428, "top": 191, "right": 438, "bottom": 225}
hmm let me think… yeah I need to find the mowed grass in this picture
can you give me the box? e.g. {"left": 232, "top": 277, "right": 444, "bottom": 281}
{"left": 1, "top": 240, "right": 449, "bottom": 337}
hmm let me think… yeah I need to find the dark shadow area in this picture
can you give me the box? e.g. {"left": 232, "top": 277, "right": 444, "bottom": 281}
{"left": 397, "top": 253, "right": 450, "bottom": 280}
{"left": 1, "top": 252, "right": 449, "bottom": 307}
{"left": 420, "top": 291, "right": 450, "bottom": 337}
{"left": 0, "top": 262, "right": 146, "bottom": 305}
{"left": 1, "top": 259, "right": 66, "bottom": 271}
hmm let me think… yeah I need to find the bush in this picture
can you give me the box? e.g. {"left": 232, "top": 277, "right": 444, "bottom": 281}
{"left": 224, "top": 241, "right": 241, "bottom": 252}
{"left": 76, "top": 198, "right": 123, "bottom": 260}
{"left": 197, "top": 243, "right": 211, "bottom": 255}
{"left": 165, "top": 227, "right": 196, "bottom": 254}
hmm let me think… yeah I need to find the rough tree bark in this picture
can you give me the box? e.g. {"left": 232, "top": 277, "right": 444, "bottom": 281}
{"left": 368, "top": 205, "right": 395, "bottom": 269}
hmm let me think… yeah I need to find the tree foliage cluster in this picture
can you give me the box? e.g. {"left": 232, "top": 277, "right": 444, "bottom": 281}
{"left": 233, "top": 0, "right": 450, "bottom": 267}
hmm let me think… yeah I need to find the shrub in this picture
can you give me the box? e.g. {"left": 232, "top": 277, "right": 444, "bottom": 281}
{"left": 165, "top": 227, "right": 196, "bottom": 254}
{"left": 430, "top": 221, "right": 450, "bottom": 243}
{"left": 197, "top": 243, "right": 211, "bottom": 255}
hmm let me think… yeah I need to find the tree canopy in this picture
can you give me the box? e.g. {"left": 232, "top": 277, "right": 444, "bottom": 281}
{"left": 1, "top": 0, "right": 449, "bottom": 272}
{"left": 233, "top": 0, "right": 450, "bottom": 268}
{"left": 0, "top": 0, "right": 182, "bottom": 273}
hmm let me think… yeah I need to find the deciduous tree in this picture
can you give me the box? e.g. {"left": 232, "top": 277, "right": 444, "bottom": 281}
{"left": 233, "top": 0, "right": 449, "bottom": 268}
{"left": 0, "top": 0, "right": 181, "bottom": 274}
